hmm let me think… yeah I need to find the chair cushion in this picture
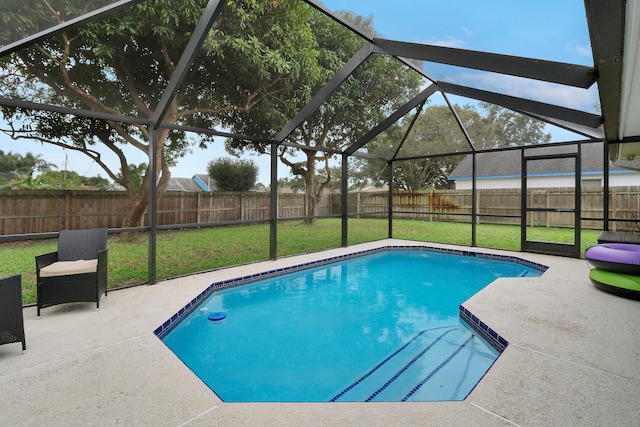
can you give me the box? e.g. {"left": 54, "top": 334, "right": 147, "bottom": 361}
{"left": 40, "top": 259, "right": 98, "bottom": 278}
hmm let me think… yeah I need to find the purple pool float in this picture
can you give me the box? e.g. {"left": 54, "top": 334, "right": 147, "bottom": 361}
{"left": 586, "top": 243, "right": 640, "bottom": 275}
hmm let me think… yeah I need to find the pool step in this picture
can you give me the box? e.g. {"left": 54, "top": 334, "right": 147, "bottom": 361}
{"left": 330, "top": 325, "right": 498, "bottom": 402}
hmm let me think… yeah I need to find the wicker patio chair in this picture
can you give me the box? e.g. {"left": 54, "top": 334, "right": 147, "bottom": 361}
{"left": 35, "top": 228, "right": 108, "bottom": 316}
{"left": 0, "top": 274, "right": 26, "bottom": 351}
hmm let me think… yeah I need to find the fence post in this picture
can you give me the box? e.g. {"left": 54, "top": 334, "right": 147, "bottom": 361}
{"left": 180, "top": 193, "right": 184, "bottom": 225}
{"left": 429, "top": 190, "right": 433, "bottom": 222}
{"left": 612, "top": 187, "right": 617, "bottom": 232}
{"left": 528, "top": 191, "right": 533, "bottom": 227}
{"left": 475, "top": 190, "right": 480, "bottom": 225}
{"left": 546, "top": 189, "right": 550, "bottom": 228}
{"left": 197, "top": 192, "right": 201, "bottom": 224}
{"left": 65, "top": 192, "right": 71, "bottom": 229}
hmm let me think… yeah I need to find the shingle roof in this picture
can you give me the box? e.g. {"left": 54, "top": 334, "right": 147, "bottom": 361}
{"left": 193, "top": 174, "right": 218, "bottom": 191}
{"left": 166, "top": 177, "right": 205, "bottom": 192}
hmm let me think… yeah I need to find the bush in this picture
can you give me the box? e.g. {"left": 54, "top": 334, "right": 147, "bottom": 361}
{"left": 207, "top": 158, "right": 258, "bottom": 191}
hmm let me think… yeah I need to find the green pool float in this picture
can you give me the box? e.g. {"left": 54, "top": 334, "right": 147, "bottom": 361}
{"left": 589, "top": 268, "right": 640, "bottom": 300}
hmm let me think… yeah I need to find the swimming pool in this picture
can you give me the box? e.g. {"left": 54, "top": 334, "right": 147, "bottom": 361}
{"left": 157, "top": 247, "right": 545, "bottom": 402}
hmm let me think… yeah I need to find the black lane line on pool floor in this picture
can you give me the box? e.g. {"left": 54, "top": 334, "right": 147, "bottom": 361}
{"left": 401, "top": 335, "right": 474, "bottom": 401}
{"left": 365, "top": 329, "right": 463, "bottom": 402}
{"left": 330, "top": 325, "right": 458, "bottom": 402}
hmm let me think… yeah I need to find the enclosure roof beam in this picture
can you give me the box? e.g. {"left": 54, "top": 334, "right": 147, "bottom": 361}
{"left": 392, "top": 139, "right": 598, "bottom": 162}
{"left": 437, "top": 82, "right": 603, "bottom": 129}
{"left": 0, "top": 0, "right": 144, "bottom": 58}
{"left": 443, "top": 93, "right": 476, "bottom": 152}
{"left": 390, "top": 101, "right": 427, "bottom": 161}
{"left": 274, "top": 43, "right": 375, "bottom": 143}
{"left": 348, "top": 151, "right": 389, "bottom": 162}
{"left": 149, "top": 0, "right": 226, "bottom": 129}
{"left": 394, "top": 149, "right": 475, "bottom": 162}
{"left": 372, "top": 38, "right": 597, "bottom": 89}
{"left": 517, "top": 112, "right": 605, "bottom": 140}
{"left": 344, "top": 84, "right": 438, "bottom": 156}
{"left": 280, "top": 140, "right": 345, "bottom": 156}
{"left": 0, "top": 96, "right": 150, "bottom": 126}
{"left": 584, "top": 0, "right": 626, "bottom": 141}
{"left": 159, "top": 123, "right": 275, "bottom": 144}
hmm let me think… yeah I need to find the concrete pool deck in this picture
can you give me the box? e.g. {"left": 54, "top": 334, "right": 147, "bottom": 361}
{"left": 1, "top": 239, "right": 639, "bottom": 426}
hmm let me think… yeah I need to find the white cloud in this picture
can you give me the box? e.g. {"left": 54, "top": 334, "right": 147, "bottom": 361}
{"left": 568, "top": 43, "right": 593, "bottom": 58}
{"left": 421, "top": 36, "right": 465, "bottom": 48}
{"left": 442, "top": 72, "right": 599, "bottom": 112}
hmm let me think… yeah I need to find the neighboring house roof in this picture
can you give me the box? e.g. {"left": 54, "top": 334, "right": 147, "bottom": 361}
{"left": 167, "top": 174, "right": 268, "bottom": 192}
{"left": 166, "top": 177, "right": 207, "bottom": 192}
{"left": 108, "top": 174, "right": 214, "bottom": 192}
{"left": 193, "top": 174, "right": 218, "bottom": 191}
{"left": 449, "top": 142, "right": 640, "bottom": 180}
{"left": 166, "top": 174, "right": 221, "bottom": 192}
{"left": 166, "top": 174, "right": 269, "bottom": 192}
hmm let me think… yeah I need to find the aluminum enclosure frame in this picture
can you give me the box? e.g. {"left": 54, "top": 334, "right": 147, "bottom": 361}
{"left": 0, "top": 0, "right": 631, "bottom": 283}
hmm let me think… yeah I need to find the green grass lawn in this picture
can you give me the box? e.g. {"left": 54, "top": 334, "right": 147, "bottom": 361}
{"left": 0, "top": 218, "right": 601, "bottom": 305}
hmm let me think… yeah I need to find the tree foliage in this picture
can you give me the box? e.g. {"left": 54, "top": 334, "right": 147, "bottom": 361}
{"left": 0, "top": 150, "right": 54, "bottom": 176}
{"left": 0, "top": 149, "right": 110, "bottom": 189}
{"left": 227, "top": 11, "right": 423, "bottom": 223}
{"left": 359, "top": 102, "right": 552, "bottom": 190}
{"left": 0, "top": 169, "right": 111, "bottom": 190}
{"left": 116, "top": 163, "right": 148, "bottom": 192}
{"left": 80, "top": 175, "right": 111, "bottom": 189}
{"left": 0, "top": 0, "right": 319, "bottom": 226}
{"left": 0, "top": 173, "right": 56, "bottom": 189}
{"left": 0, "top": 2, "right": 545, "bottom": 223}
{"left": 207, "top": 157, "right": 258, "bottom": 192}
{"left": 277, "top": 175, "right": 305, "bottom": 193}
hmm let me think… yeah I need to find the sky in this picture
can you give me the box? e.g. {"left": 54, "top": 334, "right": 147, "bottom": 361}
{"left": 322, "top": 0, "right": 592, "bottom": 63}
{"left": 0, "top": 0, "right": 596, "bottom": 185}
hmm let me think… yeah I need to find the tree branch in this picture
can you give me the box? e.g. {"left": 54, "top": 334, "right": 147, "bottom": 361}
{"left": 1, "top": 129, "right": 120, "bottom": 183}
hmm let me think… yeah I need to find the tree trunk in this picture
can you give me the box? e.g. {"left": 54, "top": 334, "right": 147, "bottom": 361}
{"left": 304, "top": 182, "right": 318, "bottom": 226}
{"left": 279, "top": 147, "right": 332, "bottom": 227}
{"left": 303, "top": 151, "right": 318, "bottom": 225}
{"left": 122, "top": 190, "right": 149, "bottom": 228}
{"left": 122, "top": 128, "right": 172, "bottom": 229}
{"left": 302, "top": 151, "right": 332, "bottom": 226}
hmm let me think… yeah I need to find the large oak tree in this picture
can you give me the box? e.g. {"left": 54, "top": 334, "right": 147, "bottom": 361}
{"left": 0, "top": 0, "right": 321, "bottom": 226}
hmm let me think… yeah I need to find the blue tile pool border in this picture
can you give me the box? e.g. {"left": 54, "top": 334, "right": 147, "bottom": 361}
{"left": 459, "top": 305, "right": 509, "bottom": 353}
{"left": 154, "top": 245, "right": 547, "bottom": 340}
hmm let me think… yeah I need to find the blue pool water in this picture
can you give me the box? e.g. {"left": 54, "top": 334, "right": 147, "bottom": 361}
{"left": 161, "top": 249, "right": 543, "bottom": 402}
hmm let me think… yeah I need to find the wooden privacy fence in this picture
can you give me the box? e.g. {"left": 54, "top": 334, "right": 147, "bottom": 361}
{"left": 0, "top": 187, "right": 638, "bottom": 235}
{"left": 0, "top": 190, "right": 333, "bottom": 235}
{"left": 383, "top": 188, "right": 611, "bottom": 230}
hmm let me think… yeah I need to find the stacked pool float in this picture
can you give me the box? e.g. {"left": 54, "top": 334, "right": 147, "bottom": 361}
{"left": 586, "top": 243, "right": 640, "bottom": 300}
